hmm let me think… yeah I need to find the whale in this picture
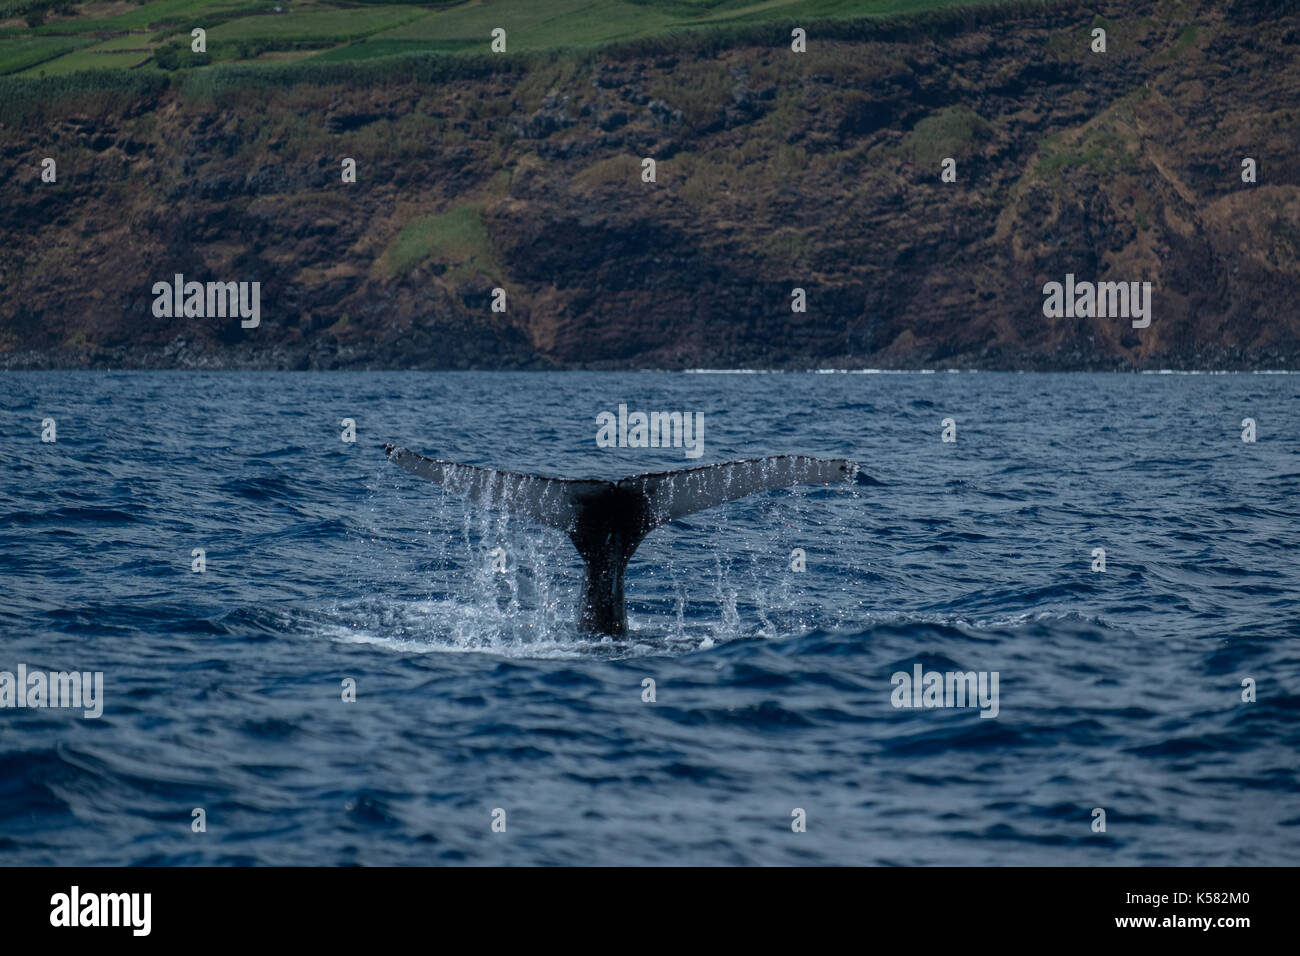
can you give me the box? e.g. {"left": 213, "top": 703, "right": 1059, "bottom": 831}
{"left": 383, "top": 444, "right": 859, "bottom": 636}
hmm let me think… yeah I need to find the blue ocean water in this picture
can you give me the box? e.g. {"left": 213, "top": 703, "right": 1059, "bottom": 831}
{"left": 0, "top": 370, "right": 1297, "bottom": 866}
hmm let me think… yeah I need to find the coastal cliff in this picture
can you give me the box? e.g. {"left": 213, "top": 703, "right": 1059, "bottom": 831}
{"left": 1, "top": 0, "right": 1297, "bottom": 369}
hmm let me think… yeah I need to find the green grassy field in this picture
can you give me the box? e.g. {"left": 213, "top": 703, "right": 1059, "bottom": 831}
{"left": 1, "top": 0, "right": 1027, "bottom": 75}
{"left": 209, "top": 4, "right": 429, "bottom": 43}
{"left": 25, "top": 46, "right": 153, "bottom": 75}
{"left": 16, "top": 0, "right": 265, "bottom": 35}
{"left": 342, "top": 0, "right": 1007, "bottom": 58}
{"left": 0, "top": 34, "right": 91, "bottom": 73}
{"left": 85, "top": 33, "right": 164, "bottom": 52}
{"left": 380, "top": 203, "right": 499, "bottom": 279}
{"left": 366, "top": 0, "right": 680, "bottom": 54}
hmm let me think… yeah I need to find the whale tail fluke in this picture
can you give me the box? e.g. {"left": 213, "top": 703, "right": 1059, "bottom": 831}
{"left": 619, "top": 455, "right": 858, "bottom": 526}
{"left": 383, "top": 443, "right": 605, "bottom": 533}
{"left": 383, "top": 445, "right": 858, "bottom": 635}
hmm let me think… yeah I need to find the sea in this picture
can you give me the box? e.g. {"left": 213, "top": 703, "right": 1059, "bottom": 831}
{"left": 1, "top": 370, "right": 1296, "bottom": 865}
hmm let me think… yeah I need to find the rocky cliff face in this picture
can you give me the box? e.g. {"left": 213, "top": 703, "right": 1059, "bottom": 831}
{"left": 1, "top": 0, "right": 1297, "bottom": 370}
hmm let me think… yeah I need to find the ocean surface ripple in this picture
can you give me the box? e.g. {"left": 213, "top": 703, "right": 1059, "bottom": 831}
{"left": 0, "top": 371, "right": 1297, "bottom": 865}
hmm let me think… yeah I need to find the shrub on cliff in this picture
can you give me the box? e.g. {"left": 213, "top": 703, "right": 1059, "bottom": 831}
{"left": 153, "top": 43, "right": 211, "bottom": 71}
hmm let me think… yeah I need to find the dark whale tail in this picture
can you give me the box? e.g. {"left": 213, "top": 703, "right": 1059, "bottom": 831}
{"left": 383, "top": 444, "right": 858, "bottom": 636}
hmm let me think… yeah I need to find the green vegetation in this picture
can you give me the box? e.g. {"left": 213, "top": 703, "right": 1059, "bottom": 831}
{"left": 574, "top": 154, "right": 644, "bottom": 190}
{"left": 761, "top": 227, "right": 813, "bottom": 270}
{"left": 896, "top": 105, "right": 991, "bottom": 165}
{"left": 30, "top": 0, "right": 262, "bottom": 34}
{"left": 0, "top": 0, "right": 1074, "bottom": 76}
{"left": 87, "top": 33, "right": 163, "bottom": 53}
{"left": 379, "top": 204, "right": 499, "bottom": 279}
{"left": 310, "top": 36, "right": 476, "bottom": 61}
{"left": 361, "top": 0, "right": 678, "bottom": 56}
{"left": 0, "top": 67, "right": 169, "bottom": 122}
{"left": 0, "top": 34, "right": 90, "bottom": 74}
{"left": 22, "top": 0, "right": 265, "bottom": 35}
{"left": 0, "top": 0, "right": 1082, "bottom": 122}
{"left": 210, "top": 4, "right": 427, "bottom": 43}
{"left": 152, "top": 40, "right": 210, "bottom": 70}
{"left": 1154, "top": 22, "right": 1199, "bottom": 61}
{"left": 26, "top": 46, "right": 154, "bottom": 75}
{"left": 1030, "top": 86, "right": 1147, "bottom": 178}
{"left": 1035, "top": 126, "right": 1138, "bottom": 176}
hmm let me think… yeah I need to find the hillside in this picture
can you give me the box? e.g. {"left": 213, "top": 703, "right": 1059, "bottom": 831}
{"left": 1, "top": 0, "right": 1298, "bottom": 369}
{"left": 0, "top": 1, "right": 1055, "bottom": 74}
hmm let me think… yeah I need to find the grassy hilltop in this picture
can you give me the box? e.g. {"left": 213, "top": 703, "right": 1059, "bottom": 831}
{"left": 0, "top": 0, "right": 1297, "bottom": 370}
{"left": 2, "top": 0, "right": 1023, "bottom": 76}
